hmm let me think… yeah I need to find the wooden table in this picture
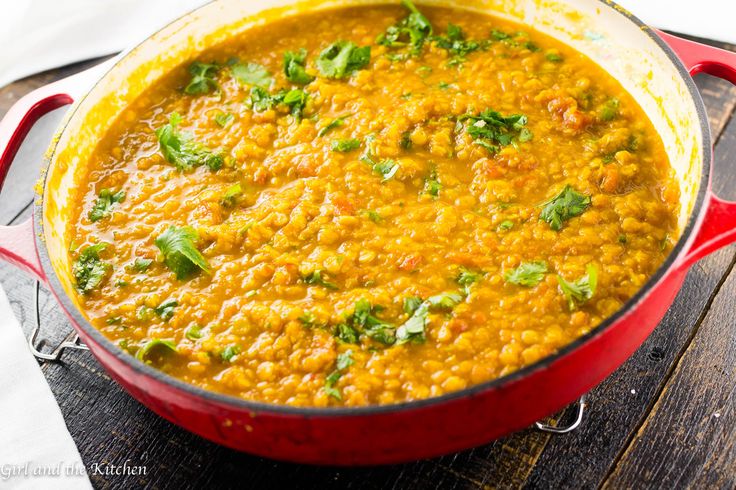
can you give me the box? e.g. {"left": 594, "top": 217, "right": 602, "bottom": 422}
{"left": 1, "top": 36, "right": 734, "bottom": 490}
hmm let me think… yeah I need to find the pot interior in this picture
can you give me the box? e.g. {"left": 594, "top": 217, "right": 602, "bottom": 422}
{"left": 41, "top": 0, "right": 704, "bottom": 360}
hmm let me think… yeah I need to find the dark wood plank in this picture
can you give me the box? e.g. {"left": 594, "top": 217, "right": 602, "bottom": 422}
{"left": 1, "top": 39, "right": 735, "bottom": 490}
{"left": 602, "top": 254, "right": 736, "bottom": 488}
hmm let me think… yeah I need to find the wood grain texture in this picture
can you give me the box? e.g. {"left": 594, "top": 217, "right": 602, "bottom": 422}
{"left": 0, "top": 40, "right": 735, "bottom": 490}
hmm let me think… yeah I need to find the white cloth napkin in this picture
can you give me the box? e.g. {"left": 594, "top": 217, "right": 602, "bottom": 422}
{"left": 0, "top": 285, "right": 91, "bottom": 489}
{"left": 0, "top": 0, "right": 735, "bottom": 89}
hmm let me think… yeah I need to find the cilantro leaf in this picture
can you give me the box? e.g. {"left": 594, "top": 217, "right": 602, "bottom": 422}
{"left": 230, "top": 62, "right": 273, "bottom": 88}
{"left": 373, "top": 159, "right": 400, "bottom": 181}
{"left": 396, "top": 292, "right": 462, "bottom": 345}
{"left": 185, "top": 324, "right": 203, "bottom": 341}
{"left": 72, "top": 243, "right": 111, "bottom": 293}
{"left": 282, "top": 88, "right": 309, "bottom": 120}
{"left": 220, "top": 183, "right": 242, "bottom": 207}
{"left": 557, "top": 264, "right": 598, "bottom": 310}
{"left": 331, "top": 138, "right": 361, "bottom": 152}
{"left": 156, "top": 113, "right": 223, "bottom": 172}
{"left": 335, "top": 323, "right": 360, "bottom": 344}
{"left": 318, "top": 114, "right": 352, "bottom": 137}
{"left": 303, "top": 269, "right": 339, "bottom": 290}
{"left": 505, "top": 261, "right": 548, "bottom": 287}
{"left": 324, "top": 350, "right": 354, "bottom": 400}
{"left": 498, "top": 220, "right": 514, "bottom": 231}
{"left": 432, "top": 23, "right": 482, "bottom": 64}
{"left": 154, "top": 225, "right": 211, "bottom": 280}
{"left": 352, "top": 299, "right": 396, "bottom": 345}
{"left": 184, "top": 62, "right": 220, "bottom": 95}
{"left": 539, "top": 185, "right": 591, "bottom": 231}
{"left": 460, "top": 109, "right": 532, "bottom": 153}
{"left": 89, "top": 188, "right": 125, "bottom": 222}
{"left": 424, "top": 169, "right": 441, "bottom": 198}
{"left": 316, "top": 41, "right": 371, "bottom": 79}
{"left": 136, "top": 339, "right": 177, "bottom": 362}
{"left": 599, "top": 97, "right": 620, "bottom": 122}
{"left": 377, "top": 0, "right": 433, "bottom": 55}
{"left": 133, "top": 258, "right": 153, "bottom": 272}
{"left": 154, "top": 299, "right": 178, "bottom": 321}
{"left": 220, "top": 344, "right": 241, "bottom": 362}
{"left": 403, "top": 296, "right": 423, "bottom": 315}
{"left": 284, "top": 49, "right": 315, "bottom": 84}
{"left": 456, "top": 267, "right": 481, "bottom": 294}
{"left": 214, "top": 112, "right": 234, "bottom": 127}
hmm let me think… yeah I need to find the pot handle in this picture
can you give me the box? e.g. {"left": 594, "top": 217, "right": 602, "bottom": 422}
{"left": 657, "top": 31, "right": 736, "bottom": 268}
{"left": 0, "top": 60, "right": 113, "bottom": 282}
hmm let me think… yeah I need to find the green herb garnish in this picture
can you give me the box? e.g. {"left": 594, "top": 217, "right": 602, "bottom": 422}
{"left": 456, "top": 267, "right": 481, "bottom": 294}
{"left": 599, "top": 97, "right": 620, "bottom": 122}
{"left": 459, "top": 109, "right": 532, "bottom": 153}
{"left": 396, "top": 292, "right": 462, "bottom": 345}
{"left": 546, "top": 52, "right": 563, "bottom": 62}
{"left": 432, "top": 23, "right": 482, "bottom": 65}
{"left": 214, "top": 112, "right": 234, "bottom": 127}
{"left": 316, "top": 41, "right": 371, "bottom": 79}
{"left": 303, "top": 270, "right": 339, "bottom": 290}
{"left": 539, "top": 185, "right": 591, "bottom": 231}
{"left": 89, "top": 188, "right": 125, "bottom": 222}
{"left": 505, "top": 261, "right": 548, "bottom": 287}
{"left": 324, "top": 350, "right": 354, "bottom": 400}
{"left": 318, "top": 114, "right": 352, "bottom": 137}
{"left": 72, "top": 243, "right": 111, "bottom": 293}
{"left": 377, "top": 0, "right": 433, "bottom": 55}
{"left": 136, "top": 339, "right": 177, "bottom": 362}
{"left": 156, "top": 113, "right": 223, "bottom": 172}
{"left": 220, "top": 344, "right": 241, "bottom": 362}
{"left": 284, "top": 48, "right": 315, "bottom": 84}
{"left": 230, "top": 61, "right": 273, "bottom": 88}
{"left": 557, "top": 264, "right": 598, "bottom": 310}
{"left": 154, "top": 225, "right": 210, "bottom": 280}
{"left": 498, "top": 220, "right": 514, "bottom": 231}
{"left": 220, "top": 183, "right": 242, "bottom": 207}
{"left": 154, "top": 299, "right": 178, "bottom": 321}
{"left": 331, "top": 138, "right": 361, "bottom": 152}
{"left": 185, "top": 324, "right": 203, "bottom": 341}
{"left": 184, "top": 62, "right": 220, "bottom": 95}
{"left": 133, "top": 258, "right": 153, "bottom": 272}
{"left": 424, "top": 169, "right": 441, "bottom": 198}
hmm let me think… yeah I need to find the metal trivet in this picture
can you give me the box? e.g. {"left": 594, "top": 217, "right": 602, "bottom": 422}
{"left": 27, "top": 279, "right": 586, "bottom": 433}
{"left": 28, "top": 281, "right": 88, "bottom": 361}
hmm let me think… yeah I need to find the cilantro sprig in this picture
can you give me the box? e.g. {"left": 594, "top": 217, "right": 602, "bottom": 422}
{"left": 377, "top": 0, "right": 433, "bottom": 55}
{"left": 316, "top": 41, "right": 371, "bottom": 79}
{"left": 539, "top": 185, "right": 591, "bottom": 231}
{"left": 89, "top": 188, "right": 125, "bottom": 222}
{"left": 184, "top": 62, "right": 220, "bottom": 95}
{"left": 557, "top": 264, "right": 598, "bottom": 310}
{"left": 459, "top": 109, "right": 533, "bottom": 153}
{"left": 505, "top": 261, "right": 548, "bottom": 287}
{"left": 284, "top": 49, "right": 315, "bottom": 84}
{"left": 156, "top": 113, "right": 223, "bottom": 172}
{"left": 155, "top": 225, "right": 210, "bottom": 280}
{"left": 72, "top": 243, "right": 111, "bottom": 293}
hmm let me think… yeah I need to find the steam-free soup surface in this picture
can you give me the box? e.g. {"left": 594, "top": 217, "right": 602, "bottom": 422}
{"left": 68, "top": 3, "right": 679, "bottom": 406}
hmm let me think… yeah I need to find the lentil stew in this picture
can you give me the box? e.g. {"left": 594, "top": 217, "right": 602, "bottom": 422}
{"left": 67, "top": 1, "right": 679, "bottom": 407}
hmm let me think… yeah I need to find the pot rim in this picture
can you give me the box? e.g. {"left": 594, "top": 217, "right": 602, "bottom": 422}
{"left": 34, "top": 0, "right": 711, "bottom": 417}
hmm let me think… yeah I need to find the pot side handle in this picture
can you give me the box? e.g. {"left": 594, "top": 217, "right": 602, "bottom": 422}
{"left": 0, "top": 61, "right": 113, "bottom": 283}
{"left": 657, "top": 31, "right": 736, "bottom": 269}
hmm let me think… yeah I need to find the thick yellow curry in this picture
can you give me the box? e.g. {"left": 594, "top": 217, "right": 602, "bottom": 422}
{"left": 67, "top": 2, "right": 679, "bottom": 406}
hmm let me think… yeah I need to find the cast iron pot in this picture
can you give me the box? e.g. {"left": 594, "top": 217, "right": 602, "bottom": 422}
{"left": 1, "top": 0, "right": 736, "bottom": 465}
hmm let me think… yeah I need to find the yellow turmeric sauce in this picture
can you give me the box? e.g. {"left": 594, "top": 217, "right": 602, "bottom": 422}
{"left": 67, "top": 3, "right": 679, "bottom": 406}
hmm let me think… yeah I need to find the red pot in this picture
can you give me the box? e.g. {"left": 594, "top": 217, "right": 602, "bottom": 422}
{"left": 1, "top": 0, "right": 736, "bottom": 465}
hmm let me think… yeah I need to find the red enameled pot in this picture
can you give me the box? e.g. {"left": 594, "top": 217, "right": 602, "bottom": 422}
{"left": 1, "top": 0, "right": 736, "bottom": 465}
